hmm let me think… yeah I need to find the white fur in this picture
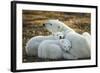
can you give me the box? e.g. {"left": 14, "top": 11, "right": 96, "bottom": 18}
{"left": 25, "top": 32, "right": 64, "bottom": 56}
{"left": 43, "top": 20, "right": 91, "bottom": 58}
{"left": 44, "top": 19, "right": 74, "bottom": 33}
{"left": 38, "top": 39, "right": 77, "bottom": 59}
{"left": 82, "top": 32, "right": 91, "bottom": 48}
{"left": 59, "top": 38, "right": 72, "bottom": 52}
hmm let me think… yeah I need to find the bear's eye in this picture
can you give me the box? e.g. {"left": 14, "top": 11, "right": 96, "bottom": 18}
{"left": 49, "top": 23, "right": 52, "bottom": 26}
{"left": 58, "top": 26, "right": 60, "bottom": 28}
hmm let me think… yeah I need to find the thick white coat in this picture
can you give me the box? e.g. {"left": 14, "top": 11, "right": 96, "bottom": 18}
{"left": 38, "top": 39, "right": 77, "bottom": 59}
{"left": 25, "top": 32, "right": 64, "bottom": 56}
{"left": 82, "top": 32, "right": 91, "bottom": 49}
{"left": 43, "top": 20, "right": 91, "bottom": 58}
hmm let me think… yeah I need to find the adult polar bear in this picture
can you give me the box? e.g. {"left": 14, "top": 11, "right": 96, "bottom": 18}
{"left": 43, "top": 19, "right": 91, "bottom": 59}
{"left": 25, "top": 32, "right": 64, "bottom": 56}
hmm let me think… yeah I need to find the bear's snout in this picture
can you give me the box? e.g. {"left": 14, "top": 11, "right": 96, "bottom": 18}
{"left": 59, "top": 36, "right": 64, "bottom": 39}
{"left": 59, "top": 35, "right": 64, "bottom": 39}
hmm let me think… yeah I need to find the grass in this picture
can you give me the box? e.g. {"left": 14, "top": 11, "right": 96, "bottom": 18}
{"left": 22, "top": 10, "right": 91, "bottom": 63}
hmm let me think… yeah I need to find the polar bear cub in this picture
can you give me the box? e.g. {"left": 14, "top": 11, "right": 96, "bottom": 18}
{"left": 25, "top": 32, "right": 64, "bottom": 56}
{"left": 38, "top": 39, "right": 75, "bottom": 59}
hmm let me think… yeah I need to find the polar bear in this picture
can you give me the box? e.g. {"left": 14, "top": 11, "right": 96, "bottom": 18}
{"left": 25, "top": 32, "right": 64, "bottom": 56}
{"left": 43, "top": 19, "right": 74, "bottom": 33}
{"left": 38, "top": 39, "right": 77, "bottom": 59}
{"left": 82, "top": 32, "right": 91, "bottom": 48}
{"left": 43, "top": 19, "right": 90, "bottom": 59}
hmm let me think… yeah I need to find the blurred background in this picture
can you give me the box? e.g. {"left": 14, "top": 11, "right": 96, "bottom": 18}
{"left": 22, "top": 10, "right": 91, "bottom": 63}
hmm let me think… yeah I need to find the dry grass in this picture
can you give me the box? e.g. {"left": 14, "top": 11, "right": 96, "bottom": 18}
{"left": 22, "top": 10, "right": 91, "bottom": 63}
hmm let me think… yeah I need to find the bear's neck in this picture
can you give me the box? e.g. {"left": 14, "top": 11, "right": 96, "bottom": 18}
{"left": 60, "top": 26, "right": 73, "bottom": 33}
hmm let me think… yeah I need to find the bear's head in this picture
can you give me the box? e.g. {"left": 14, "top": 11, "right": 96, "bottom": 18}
{"left": 53, "top": 32, "right": 64, "bottom": 39}
{"left": 43, "top": 19, "right": 66, "bottom": 33}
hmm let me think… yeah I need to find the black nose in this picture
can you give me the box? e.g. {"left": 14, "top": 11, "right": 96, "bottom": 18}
{"left": 59, "top": 36, "right": 62, "bottom": 39}
{"left": 43, "top": 24, "right": 45, "bottom": 26}
{"left": 59, "top": 36, "right": 64, "bottom": 39}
